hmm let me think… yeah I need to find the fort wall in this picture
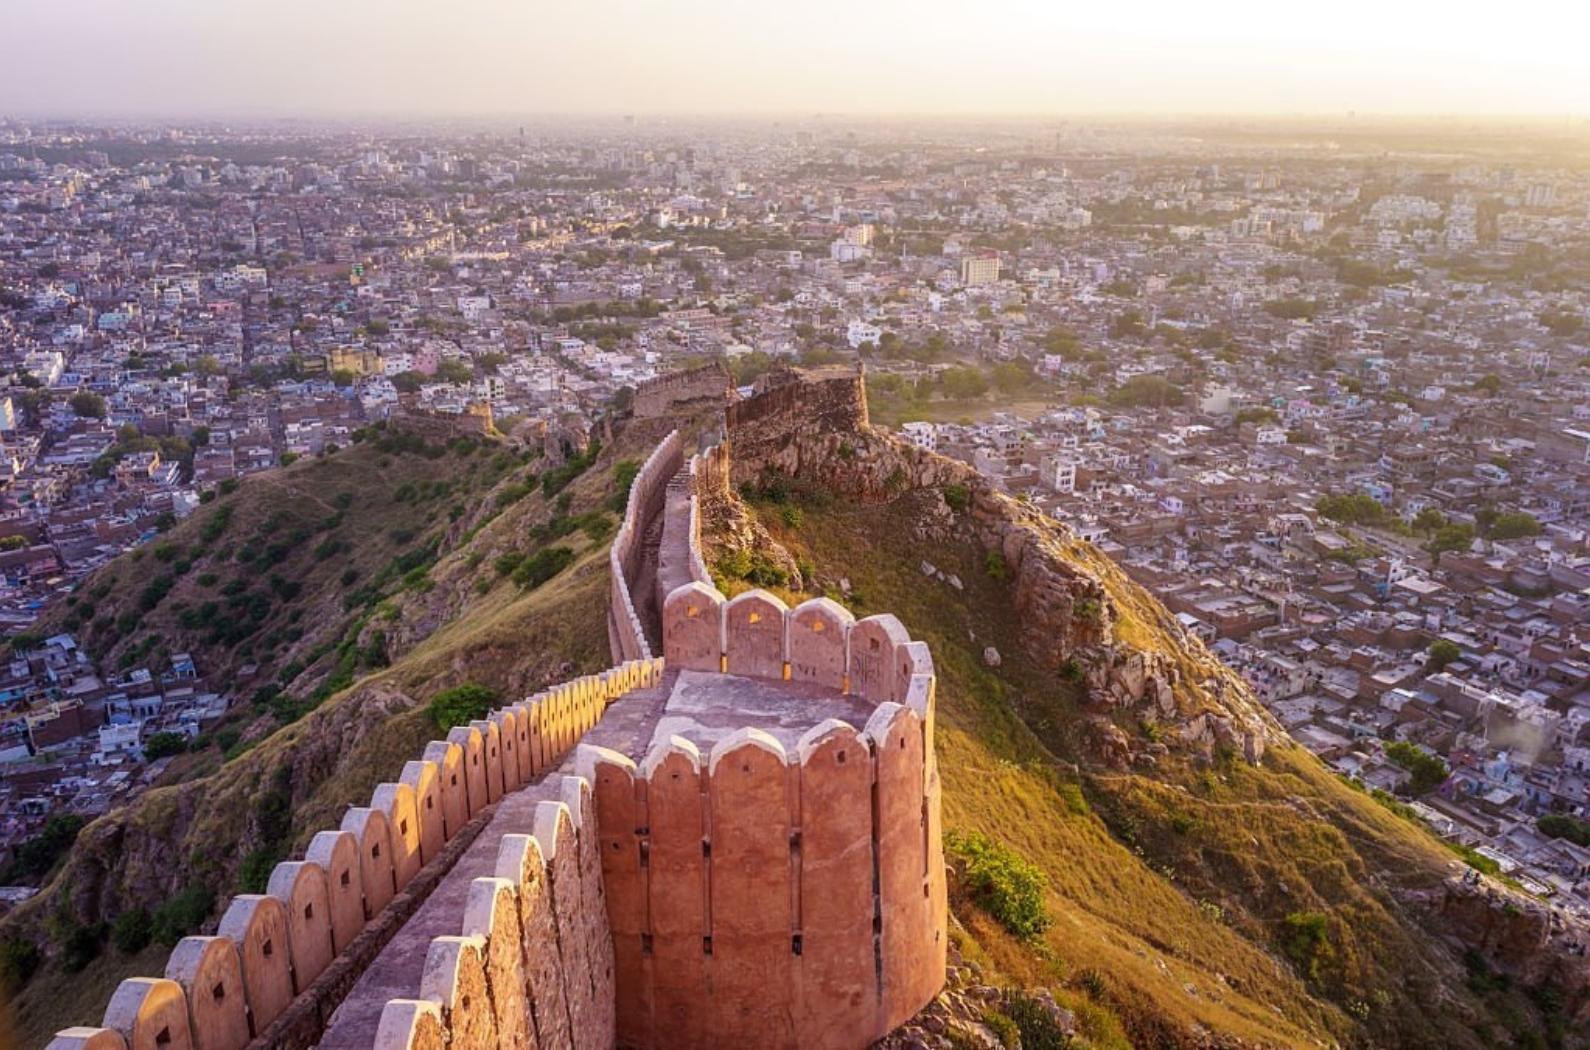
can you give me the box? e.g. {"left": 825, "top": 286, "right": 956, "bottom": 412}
{"left": 608, "top": 430, "right": 684, "bottom": 663}
{"left": 630, "top": 362, "right": 732, "bottom": 420}
{"left": 619, "top": 452, "right": 946, "bottom": 1046}
{"left": 46, "top": 660, "right": 663, "bottom": 1050}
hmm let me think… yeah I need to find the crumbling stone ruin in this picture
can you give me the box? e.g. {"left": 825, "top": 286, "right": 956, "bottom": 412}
{"left": 629, "top": 361, "right": 734, "bottom": 420}
{"left": 387, "top": 397, "right": 498, "bottom": 443}
{"left": 46, "top": 400, "right": 947, "bottom": 1049}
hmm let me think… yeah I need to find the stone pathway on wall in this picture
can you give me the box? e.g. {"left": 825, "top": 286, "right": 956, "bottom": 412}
{"left": 653, "top": 468, "right": 697, "bottom": 622}
{"left": 653, "top": 669, "right": 875, "bottom": 752}
{"left": 317, "top": 681, "right": 674, "bottom": 1050}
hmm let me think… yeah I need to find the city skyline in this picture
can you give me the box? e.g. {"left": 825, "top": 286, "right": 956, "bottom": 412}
{"left": 3, "top": 0, "right": 1588, "bottom": 119}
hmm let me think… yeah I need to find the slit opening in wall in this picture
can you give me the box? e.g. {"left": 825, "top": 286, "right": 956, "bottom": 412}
{"left": 702, "top": 936, "right": 713, "bottom": 956}
{"left": 641, "top": 933, "right": 654, "bottom": 955}
{"left": 791, "top": 934, "right": 803, "bottom": 956}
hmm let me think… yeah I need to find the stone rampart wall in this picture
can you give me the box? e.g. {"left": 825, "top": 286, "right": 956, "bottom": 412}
{"left": 368, "top": 774, "right": 615, "bottom": 1050}
{"left": 580, "top": 699, "right": 944, "bottom": 1048}
{"left": 46, "top": 660, "right": 663, "bottom": 1050}
{"left": 634, "top": 437, "right": 945, "bottom": 1047}
{"left": 607, "top": 431, "right": 684, "bottom": 662}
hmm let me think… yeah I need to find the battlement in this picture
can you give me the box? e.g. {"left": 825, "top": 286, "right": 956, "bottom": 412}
{"left": 46, "top": 388, "right": 943, "bottom": 1050}
{"left": 44, "top": 660, "right": 662, "bottom": 1050}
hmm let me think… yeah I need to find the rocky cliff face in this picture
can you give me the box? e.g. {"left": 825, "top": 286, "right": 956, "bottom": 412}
{"left": 724, "top": 404, "right": 1277, "bottom": 771}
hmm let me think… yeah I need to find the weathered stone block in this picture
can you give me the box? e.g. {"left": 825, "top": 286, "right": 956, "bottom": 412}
{"left": 164, "top": 936, "right": 249, "bottom": 1050}
{"left": 217, "top": 894, "right": 293, "bottom": 1035}
{"left": 265, "top": 860, "right": 335, "bottom": 993}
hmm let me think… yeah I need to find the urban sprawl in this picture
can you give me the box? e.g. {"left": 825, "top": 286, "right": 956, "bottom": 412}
{"left": 1, "top": 117, "right": 1588, "bottom": 924}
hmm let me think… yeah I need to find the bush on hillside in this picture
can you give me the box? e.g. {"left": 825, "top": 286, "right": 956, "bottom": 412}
{"left": 428, "top": 682, "right": 498, "bottom": 732}
{"left": 947, "top": 830, "right": 1051, "bottom": 939}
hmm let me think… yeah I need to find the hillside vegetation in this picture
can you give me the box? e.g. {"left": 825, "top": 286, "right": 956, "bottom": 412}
{"left": 723, "top": 477, "right": 1571, "bottom": 1048}
{"left": 0, "top": 418, "right": 664, "bottom": 1048}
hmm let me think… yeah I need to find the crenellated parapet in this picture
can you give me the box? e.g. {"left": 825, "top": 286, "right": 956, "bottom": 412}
{"left": 584, "top": 432, "right": 945, "bottom": 1048}
{"left": 44, "top": 659, "right": 663, "bottom": 1050}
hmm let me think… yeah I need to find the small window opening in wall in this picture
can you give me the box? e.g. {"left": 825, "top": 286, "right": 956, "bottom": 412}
{"left": 836, "top": 749, "right": 847, "bottom": 764}
{"left": 155, "top": 1028, "right": 172, "bottom": 1046}
{"left": 451, "top": 774, "right": 459, "bottom": 786}
{"left": 304, "top": 903, "right": 314, "bottom": 920}
{"left": 702, "top": 936, "right": 713, "bottom": 956}
{"left": 400, "top": 819, "right": 409, "bottom": 835}
{"left": 340, "top": 870, "right": 351, "bottom": 887}
{"left": 262, "top": 939, "right": 273, "bottom": 958}
{"left": 791, "top": 934, "right": 803, "bottom": 955}
{"left": 870, "top": 638, "right": 881, "bottom": 652}
{"left": 212, "top": 982, "right": 226, "bottom": 1002}
{"left": 641, "top": 933, "right": 654, "bottom": 955}
{"left": 701, "top": 841, "right": 712, "bottom": 858}
{"left": 372, "top": 842, "right": 381, "bottom": 858}
{"left": 461, "top": 995, "right": 471, "bottom": 1011}
{"left": 426, "top": 797, "right": 434, "bottom": 810}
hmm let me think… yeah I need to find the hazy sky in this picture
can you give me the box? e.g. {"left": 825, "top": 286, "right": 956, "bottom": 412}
{"left": 3, "top": 0, "right": 1587, "bottom": 118}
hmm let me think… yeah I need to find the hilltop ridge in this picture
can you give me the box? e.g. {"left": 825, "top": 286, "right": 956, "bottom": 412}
{"left": 700, "top": 366, "right": 1590, "bottom": 1048}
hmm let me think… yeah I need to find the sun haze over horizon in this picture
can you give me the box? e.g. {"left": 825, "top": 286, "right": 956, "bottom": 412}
{"left": 2, "top": 0, "right": 1588, "bottom": 120}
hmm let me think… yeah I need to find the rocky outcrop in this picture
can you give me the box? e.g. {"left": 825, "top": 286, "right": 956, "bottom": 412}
{"left": 723, "top": 383, "right": 1280, "bottom": 768}
{"left": 1436, "top": 875, "right": 1590, "bottom": 1027}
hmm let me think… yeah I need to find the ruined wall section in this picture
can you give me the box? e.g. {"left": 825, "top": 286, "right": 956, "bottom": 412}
{"left": 608, "top": 431, "right": 684, "bottom": 662}
{"left": 46, "top": 660, "right": 664, "bottom": 1050}
{"left": 631, "top": 362, "right": 733, "bottom": 420}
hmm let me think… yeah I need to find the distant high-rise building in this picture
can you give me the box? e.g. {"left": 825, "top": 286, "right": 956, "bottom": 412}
{"left": 960, "top": 251, "right": 1001, "bottom": 286}
{"left": 1526, "top": 182, "right": 1556, "bottom": 207}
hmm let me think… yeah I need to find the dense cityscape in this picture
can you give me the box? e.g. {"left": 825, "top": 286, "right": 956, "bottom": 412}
{"left": 1, "top": 113, "right": 1588, "bottom": 943}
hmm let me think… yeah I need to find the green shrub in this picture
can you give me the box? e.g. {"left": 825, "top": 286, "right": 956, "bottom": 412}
{"left": 780, "top": 505, "right": 804, "bottom": 529}
{"left": 1, "top": 813, "right": 86, "bottom": 884}
{"left": 112, "top": 907, "right": 153, "bottom": 954}
{"left": 1280, "top": 911, "right": 1334, "bottom": 981}
{"left": 942, "top": 484, "right": 970, "bottom": 512}
{"left": 0, "top": 935, "right": 40, "bottom": 990}
{"left": 947, "top": 831, "right": 1051, "bottom": 939}
{"left": 495, "top": 550, "right": 526, "bottom": 576}
{"left": 152, "top": 885, "right": 214, "bottom": 946}
{"left": 142, "top": 731, "right": 188, "bottom": 760}
{"left": 58, "top": 921, "right": 105, "bottom": 972}
{"left": 512, "top": 546, "right": 575, "bottom": 590}
{"left": 981, "top": 1009, "right": 1019, "bottom": 1049}
{"left": 1005, "top": 993, "right": 1072, "bottom": 1050}
{"left": 428, "top": 682, "right": 498, "bottom": 732}
{"left": 239, "top": 848, "right": 280, "bottom": 893}
{"left": 985, "top": 549, "right": 1010, "bottom": 581}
